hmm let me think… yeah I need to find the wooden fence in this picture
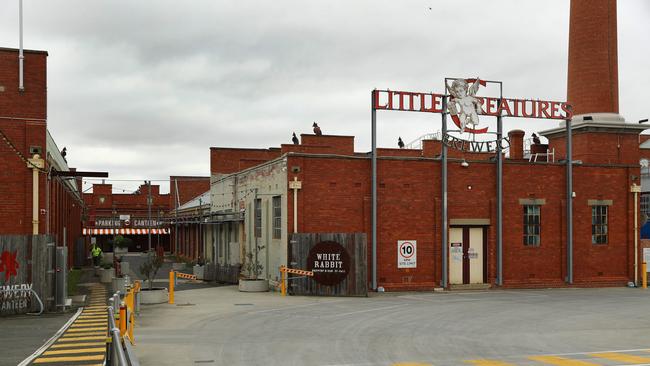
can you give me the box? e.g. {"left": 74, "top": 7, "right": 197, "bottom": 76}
{"left": 0, "top": 235, "right": 56, "bottom": 315}
{"left": 289, "top": 233, "right": 367, "bottom": 296}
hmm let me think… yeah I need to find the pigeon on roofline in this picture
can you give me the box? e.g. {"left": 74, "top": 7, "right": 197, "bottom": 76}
{"left": 313, "top": 122, "right": 322, "bottom": 136}
{"left": 532, "top": 133, "right": 541, "bottom": 145}
{"left": 292, "top": 132, "right": 299, "bottom": 145}
{"left": 398, "top": 137, "right": 405, "bottom": 149}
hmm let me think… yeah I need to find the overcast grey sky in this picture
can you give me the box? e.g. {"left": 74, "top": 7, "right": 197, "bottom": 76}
{"left": 1, "top": 1, "right": 649, "bottom": 194}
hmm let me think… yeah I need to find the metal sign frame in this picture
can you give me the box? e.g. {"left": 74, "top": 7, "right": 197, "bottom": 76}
{"left": 370, "top": 78, "right": 573, "bottom": 290}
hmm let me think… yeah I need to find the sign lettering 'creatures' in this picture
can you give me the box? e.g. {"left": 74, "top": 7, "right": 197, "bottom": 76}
{"left": 0, "top": 250, "right": 20, "bottom": 282}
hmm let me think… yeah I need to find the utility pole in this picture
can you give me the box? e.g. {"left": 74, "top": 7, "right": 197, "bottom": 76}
{"left": 147, "top": 180, "right": 152, "bottom": 251}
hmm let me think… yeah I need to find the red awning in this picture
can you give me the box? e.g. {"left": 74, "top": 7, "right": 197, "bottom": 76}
{"left": 83, "top": 228, "right": 170, "bottom": 236}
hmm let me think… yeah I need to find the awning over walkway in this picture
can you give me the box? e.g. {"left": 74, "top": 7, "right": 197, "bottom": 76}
{"left": 83, "top": 228, "right": 171, "bottom": 235}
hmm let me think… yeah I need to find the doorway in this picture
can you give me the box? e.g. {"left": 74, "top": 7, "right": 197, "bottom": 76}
{"left": 449, "top": 226, "right": 487, "bottom": 284}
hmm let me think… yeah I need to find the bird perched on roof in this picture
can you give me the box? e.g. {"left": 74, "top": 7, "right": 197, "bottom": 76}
{"left": 398, "top": 137, "right": 405, "bottom": 149}
{"left": 61, "top": 147, "right": 67, "bottom": 161}
{"left": 292, "top": 132, "right": 299, "bottom": 145}
{"left": 532, "top": 133, "right": 541, "bottom": 145}
{"left": 313, "top": 122, "right": 322, "bottom": 136}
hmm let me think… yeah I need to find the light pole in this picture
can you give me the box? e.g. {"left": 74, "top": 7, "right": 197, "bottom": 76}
{"left": 147, "top": 180, "right": 152, "bottom": 251}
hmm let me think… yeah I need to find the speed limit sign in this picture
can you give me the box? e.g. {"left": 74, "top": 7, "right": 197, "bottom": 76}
{"left": 397, "top": 240, "right": 417, "bottom": 268}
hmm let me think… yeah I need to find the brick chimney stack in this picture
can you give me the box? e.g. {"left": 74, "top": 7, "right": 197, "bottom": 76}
{"left": 508, "top": 130, "right": 525, "bottom": 160}
{"left": 567, "top": 0, "right": 619, "bottom": 116}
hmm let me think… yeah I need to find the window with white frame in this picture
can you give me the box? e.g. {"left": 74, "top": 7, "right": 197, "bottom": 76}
{"left": 272, "top": 196, "right": 281, "bottom": 239}
{"left": 254, "top": 199, "right": 262, "bottom": 238}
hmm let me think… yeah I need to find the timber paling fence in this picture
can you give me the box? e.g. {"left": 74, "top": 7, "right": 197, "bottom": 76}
{"left": 0, "top": 235, "right": 56, "bottom": 315}
{"left": 289, "top": 233, "right": 367, "bottom": 297}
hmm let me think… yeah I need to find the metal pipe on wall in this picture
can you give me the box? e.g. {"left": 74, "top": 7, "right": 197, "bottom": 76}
{"left": 18, "top": 0, "right": 24, "bottom": 91}
{"left": 371, "top": 91, "right": 377, "bottom": 291}
{"left": 496, "top": 112, "right": 503, "bottom": 286}
{"left": 441, "top": 95, "right": 448, "bottom": 288}
{"left": 566, "top": 118, "right": 573, "bottom": 284}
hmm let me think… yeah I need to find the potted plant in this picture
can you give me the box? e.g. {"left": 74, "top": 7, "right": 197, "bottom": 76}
{"left": 100, "top": 262, "right": 114, "bottom": 284}
{"left": 238, "top": 242, "right": 268, "bottom": 292}
{"left": 112, "top": 235, "right": 133, "bottom": 256}
{"left": 193, "top": 256, "right": 206, "bottom": 280}
{"left": 138, "top": 250, "right": 168, "bottom": 304}
{"left": 171, "top": 254, "right": 187, "bottom": 271}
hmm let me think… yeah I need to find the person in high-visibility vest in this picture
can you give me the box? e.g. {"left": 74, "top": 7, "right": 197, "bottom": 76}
{"left": 91, "top": 244, "right": 102, "bottom": 267}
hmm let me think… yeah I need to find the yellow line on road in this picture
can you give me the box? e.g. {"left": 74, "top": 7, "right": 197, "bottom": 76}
{"left": 73, "top": 319, "right": 106, "bottom": 323}
{"left": 50, "top": 342, "right": 105, "bottom": 348}
{"left": 466, "top": 360, "right": 516, "bottom": 365}
{"left": 34, "top": 354, "right": 105, "bottom": 363}
{"left": 67, "top": 327, "right": 106, "bottom": 332}
{"left": 391, "top": 363, "right": 433, "bottom": 366}
{"left": 589, "top": 352, "right": 650, "bottom": 363}
{"left": 528, "top": 356, "right": 599, "bottom": 365}
{"left": 57, "top": 336, "right": 107, "bottom": 342}
{"left": 70, "top": 323, "right": 106, "bottom": 328}
{"left": 43, "top": 347, "right": 106, "bottom": 355}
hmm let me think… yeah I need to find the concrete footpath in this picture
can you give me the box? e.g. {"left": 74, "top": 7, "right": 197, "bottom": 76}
{"left": 133, "top": 286, "right": 650, "bottom": 366}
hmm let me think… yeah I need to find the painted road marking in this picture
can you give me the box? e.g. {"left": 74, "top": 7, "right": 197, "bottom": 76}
{"left": 589, "top": 352, "right": 650, "bottom": 363}
{"left": 66, "top": 327, "right": 106, "bottom": 332}
{"left": 43, "top": 347, "right": 106, "bottom": 356}
{"left": 465, "top": 360, "right": 516, "bottom": 366}
{"left": 391, "top": 363, "right": 433, "bottom": 366}
{"left": 74, "top": 319, "right": 107, "bottom": 323}
{"left": 70, "top": 324, "right": 105, "bottom": 328}
{"left": 528, "top": 356, "right": 599, "bottom": 365}
{"left": 33, "top": 354, "right": 105, "bottom": 363}
{"left": 56, "top": 335, "right": 107, "bottom": 342}
{"left": 49, "top": 342, "right": 105, "bottom": 349}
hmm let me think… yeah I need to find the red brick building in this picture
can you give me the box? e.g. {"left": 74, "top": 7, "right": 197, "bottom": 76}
{"left": 168, "top": 176, "right": 210, "bottom": 256}
{"left": 0, "top": 47, "right": 85, "bottom": 266}
{"left": 205, "top": 0, "right": 646, "bottom": 290}
{"left": 83, "top": 182, "right": 171, "bottom": 252}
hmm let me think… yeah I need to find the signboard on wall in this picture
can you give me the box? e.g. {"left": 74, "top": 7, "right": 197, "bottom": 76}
{"left": 306, "top": 241, "right": 350, "bottom": 286}
{"left": 397, "top": 240, "right": 417, "bottom": 268}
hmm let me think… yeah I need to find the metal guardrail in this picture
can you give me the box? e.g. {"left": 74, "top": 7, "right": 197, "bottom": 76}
{"left": 108, "top": 305, "right": 128, "bottom": 366}
{"left": 107, "top": 283, "right": 141, "bottom": 366}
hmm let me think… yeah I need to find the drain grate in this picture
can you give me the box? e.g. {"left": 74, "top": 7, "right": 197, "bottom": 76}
{"left": 234, "top": 303, "right": 254, "bottom": 306}
{"left": 176, "top": 303, "right": 195, "bottom": 306}
{"left": 194, "top": 360, "right": 215, "bottom": 364}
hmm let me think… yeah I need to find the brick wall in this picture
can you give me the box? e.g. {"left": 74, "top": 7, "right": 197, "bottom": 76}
{"left": 548, "top": 130, "right": 640, "bottom": 165}
{"left": 169, "top": 176, "right": 210, "bottom": 208}
{"left": 210, "top": 148, "right": 281, "bottom": 175}
{"left": 0, "top": 48, "right": 48, "bottom": 235}
{"left": 286, "top": 152, "right": 637, "bottom": 290}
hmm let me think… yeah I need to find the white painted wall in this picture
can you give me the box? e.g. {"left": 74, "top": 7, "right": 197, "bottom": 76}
{"left": 210, "top": 157, "right": 288, "bottom": 285}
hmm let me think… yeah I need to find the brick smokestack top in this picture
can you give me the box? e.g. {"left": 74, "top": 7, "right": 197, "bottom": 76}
{"left": 508, "top": 130, "right": 525, "bottom": 159}
{"left": 567, "top": 0, "right": 618, "bottom": 116}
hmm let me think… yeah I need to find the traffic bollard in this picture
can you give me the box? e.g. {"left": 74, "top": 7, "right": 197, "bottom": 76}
{"left": 119, "top": 303, "right": 127, "bottom": 337}
{"left": 169, "top": 270, "right": 175, "bottom": 304}
{"left": 281, "top": 269, "right": 286, "bottom": 297}
{"left": 643, "top": 262, "right": 647, "bottom": 289}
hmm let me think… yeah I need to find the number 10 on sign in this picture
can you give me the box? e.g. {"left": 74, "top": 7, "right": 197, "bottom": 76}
{"left": 398, "top": 240, "right": 417, "bottom": 269}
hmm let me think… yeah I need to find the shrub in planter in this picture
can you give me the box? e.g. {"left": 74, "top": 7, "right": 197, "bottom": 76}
{"left": 139, "top": 250, "right": 164, "bottom": 290}
{"left": 238, "top": 243, "right": 268, "bottom": 292}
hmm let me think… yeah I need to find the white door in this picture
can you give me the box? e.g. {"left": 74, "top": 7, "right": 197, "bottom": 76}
{"left": 449, "top": 227, "right": 464, "bottom": 285}
{"left": 468, "top": 227, "right": 484, "bottom": 284}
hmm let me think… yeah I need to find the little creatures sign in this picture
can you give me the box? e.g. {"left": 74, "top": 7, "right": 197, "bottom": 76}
{"left": 372, "top": 77, "right": 573, "bottom": 152}
{"left": 307, "top": 241, "right": 350, "bottom": 286}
